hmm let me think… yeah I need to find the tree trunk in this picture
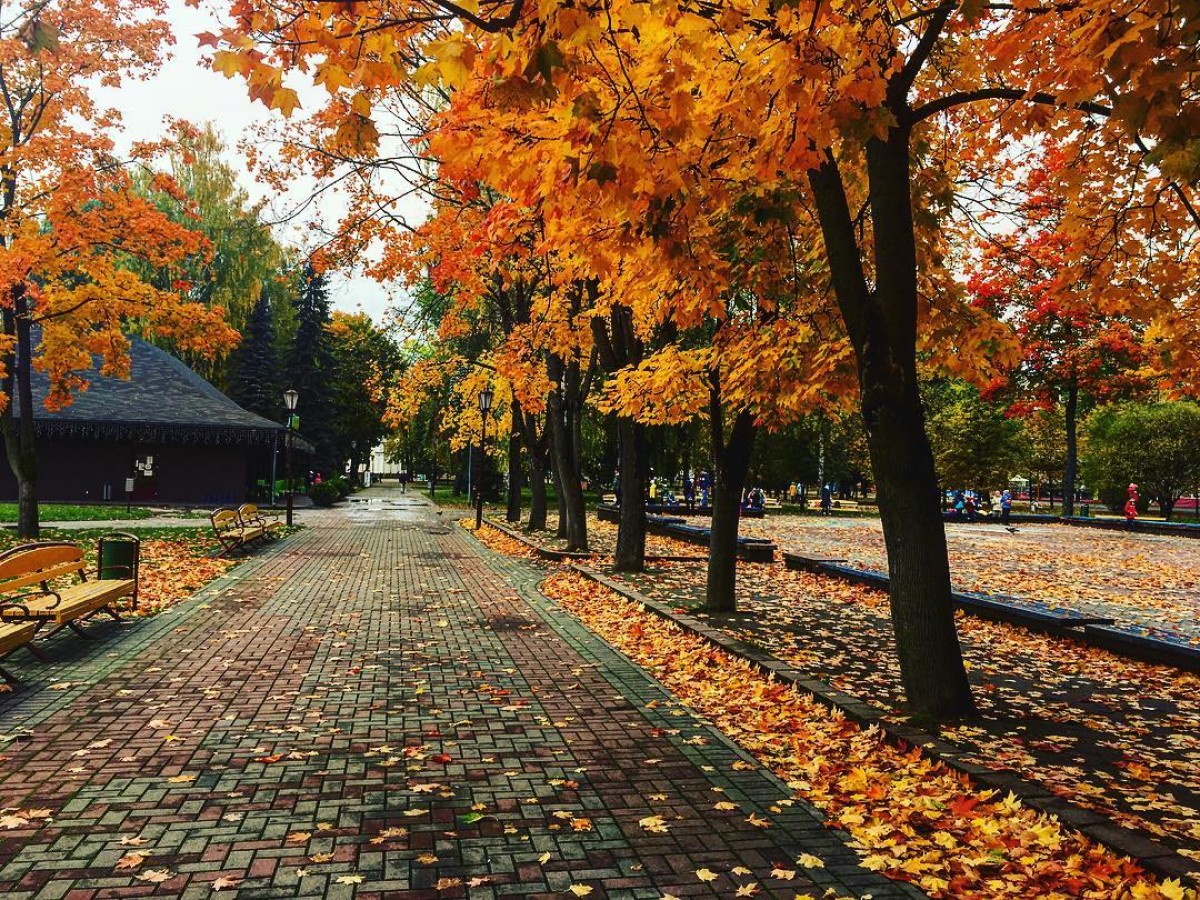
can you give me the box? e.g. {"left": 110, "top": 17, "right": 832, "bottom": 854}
{"left": 548, "top": 397, "right": 587, "bottom": 551}
{"left": 528, "top": 454, "right": 548, "bottom": 531}
{"left": 1162, "top": 495, "right": 1177, "bottom": 521}
{"left": 545, "top": 352, "right": 588, "bottom": 551}
{"left": 807, "top": 125, "right": 974, "bottom": 720}
{"left": 506, "top": 406, "right": 523, "bottom": 523}
{"left": 1, "top": 306, "right": 39, "bottom": 538}
{"left": 614, "top": 417, "right": 648, "bottom": 572}
{"left": 705, "top": 397, "right": 756, "bottom": 613}
{"left": 517, "top": 408, "right": 550, "bottom": 532}
{"left": 591, "top": 305, "right": 647, "bottom": 571}
{"left": 552, "top": 456, "right": 568, "bottom": 538}
{"left": 1062, "top": 376, "right": 1078, "bottom": 518}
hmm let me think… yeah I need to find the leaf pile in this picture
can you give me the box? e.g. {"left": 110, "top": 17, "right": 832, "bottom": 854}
{"left": 540, "top": 569, "right": 1193, "bottom": 899}
{"left": 464, "top": 520, "right": 540, "bottom": 560}
{"left": 134, "top": 537, "right": 235, "bottom": 615}
{"left": 617, "top": 557, "right": 1200, "bottom": 862}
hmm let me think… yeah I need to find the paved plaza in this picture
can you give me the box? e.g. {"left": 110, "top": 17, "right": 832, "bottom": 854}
{"left": 0, "top": 487, "right": 917, "bottom": 899}
{"left": 743, "top": 515, "right": 1200, "bottom": 644}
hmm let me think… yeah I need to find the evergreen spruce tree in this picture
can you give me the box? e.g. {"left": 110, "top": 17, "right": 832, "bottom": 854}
{"left": 227, "top": 293, "right": 281, "bottom": 420}
{"left": 286, "top": 263, "right": 337, "bottom": 475}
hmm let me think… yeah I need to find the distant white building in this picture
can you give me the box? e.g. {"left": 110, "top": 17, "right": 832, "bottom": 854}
{"left": 370, "top": 444, "right": 404, "bottom": 480}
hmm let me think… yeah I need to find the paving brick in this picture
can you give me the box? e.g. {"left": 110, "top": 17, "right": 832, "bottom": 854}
{"left": 0, "top": 487, "right": 924, "bottom": 898}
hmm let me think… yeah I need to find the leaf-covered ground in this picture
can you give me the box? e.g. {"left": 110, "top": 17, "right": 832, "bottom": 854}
{"left": 505, "top": 514, "right": 706, "bottom": 560}
{"left": 478, "top": 514, "right": 1200, "bottom": 872}
{"left": 539, "top": 568, "right": 1194, "bottom": 899}
{"left": 742, "top": 515, "right": 1200, "bottom": 644}
{"left": 610, "top": 560, "right": 1200, "bottom": 866}
{"left": 0, "top": 527, "right": 236, "bottom": 617}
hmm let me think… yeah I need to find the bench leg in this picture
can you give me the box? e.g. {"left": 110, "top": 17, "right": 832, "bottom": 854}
{"left": 0, "top": 664, "right": 18, "bottom": 685}
{"left": 101, "top": 606, "right": 122, "bottom": 622}
{"left": 67, "top": 621, "right": 93, "bottom": 639}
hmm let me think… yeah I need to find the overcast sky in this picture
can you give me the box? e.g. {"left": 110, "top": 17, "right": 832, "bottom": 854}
{"left": 104, "top": 0, "right": 415, "bottom": 323}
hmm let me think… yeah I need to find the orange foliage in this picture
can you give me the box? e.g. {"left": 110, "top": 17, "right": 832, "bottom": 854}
{"left": 0, "top": 2, "right": 238, "bottom": 413}
{"left": 541, "top": 569, "right": 1192, "bottom": 899}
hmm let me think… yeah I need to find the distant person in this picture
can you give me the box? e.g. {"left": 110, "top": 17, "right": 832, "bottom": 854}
{"left": 1000, "top": 488, "right": 1013, "bottom": 526}
{"left": 649, "top": 479, "right": 658, "bottom": 501}
{"left": 683, "top": 476, "right": 695, "bottom": 510}
{"left": 820, "top": 484, "right": 833, "bottom": 516}
{"left": 612, "top": 469, "right": 621, "bottom": 506}
{"left": 1125, "top": 483, "right": 1139, "bottom": 529}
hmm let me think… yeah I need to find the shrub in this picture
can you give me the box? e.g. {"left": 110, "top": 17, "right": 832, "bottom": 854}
{"left": 309, "top": 481, "right": 341, "bottom": 507}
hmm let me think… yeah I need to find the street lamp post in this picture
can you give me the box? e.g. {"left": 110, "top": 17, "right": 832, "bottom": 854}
{"left": 284, "top": 389, "right": 299, "bottom": 526}
{"left": 475, "top": 388, "right": 494, "bottom": 529}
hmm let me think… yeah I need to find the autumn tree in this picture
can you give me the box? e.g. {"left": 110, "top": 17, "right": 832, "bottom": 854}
{"left": 0, "top": 0, "right": 238, "bottom": 537}
{"left": 131, "top": 124, "right": 291, "bottom": 385}
{"left": 211, "top": 0, "right": 1198, "bottom": 719}
{"left": 968, "top": 151, "right": 1152, "bottom": 516}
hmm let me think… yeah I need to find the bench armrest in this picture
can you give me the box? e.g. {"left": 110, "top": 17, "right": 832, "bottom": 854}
{"left": 0, "top": 599, "right": 33, "bottom": 619}
{"left": 3, "top": 590, "right": 60, "bottom": 613}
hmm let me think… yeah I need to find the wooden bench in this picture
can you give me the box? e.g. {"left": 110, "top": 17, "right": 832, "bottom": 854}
{"left": 0, "top": 542, "right": 136, "bottom": 653}
{"left": 807, "top": 498, "right": 861, "bottom": 510}
{"left": 210, "top": 508, "right": 267, "bottom": 556}
{"left": 237, "top": 503, "right": 283, "bottom": 538}
{"left": 0, "top": 616, "right": 40, "bottom": 684}
{"left": 764, "top": 497, "right": 783, "bottom": 510}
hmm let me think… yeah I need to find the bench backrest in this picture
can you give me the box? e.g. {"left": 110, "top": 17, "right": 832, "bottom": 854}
{"left": 0, "top": 543, "right": 86, "bottom": 594}
{"left": 238, "top": 503, "right": 260, "bottom": 521}
{"left": 211, "top": 508, "right": 242, "bottom": 532}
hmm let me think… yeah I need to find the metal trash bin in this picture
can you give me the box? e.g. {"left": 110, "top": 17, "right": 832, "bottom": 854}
{"left": 98, "top": 532, "right": 140, "bottom": 611}
{"left": 1079, "top": 502, "right": 1091, "bottom": 518}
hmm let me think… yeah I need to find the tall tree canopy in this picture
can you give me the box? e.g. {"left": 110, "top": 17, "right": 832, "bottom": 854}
{"left": 0, "top": 0, "right": 240, "bottom": 537}
{"left": 210, "top": 0, "right": 1199, "bottom": 718}
{"left": 131, "top": 123, "right": 292, "bottom": 385}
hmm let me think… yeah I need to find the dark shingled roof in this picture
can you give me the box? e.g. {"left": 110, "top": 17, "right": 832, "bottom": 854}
{"left": 17, "top": 335, "right": 311, "bottom": 450}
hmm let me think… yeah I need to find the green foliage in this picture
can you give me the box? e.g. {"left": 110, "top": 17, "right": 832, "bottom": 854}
{"left": 1081, "top": 401, "right": 1200, "bottom": 520}
{"left": 227, "top": 293, "right": 282, "bottom": 421}
{"left": 327, "top": 312, "right": 402, "bottom": 478}
{"left": 130, "top": 125, "right": 290, "bottom": 386}
{"left": 329, "top": 475, "right": 352, "bottom": 499}
{"left": 924, "top": 380, "right": 1029, "bottom": 490}
{"left": 1022, "top": 408, "right": 1068, "bottom": 486}
{"left": 286, "top": 263, "right": 337, "bottom": 472}
{"left": 309, "top": 481, "right": 341, "bottom": 507}
{"left": 748, "top": 414, "right": 870, "bottom": 493}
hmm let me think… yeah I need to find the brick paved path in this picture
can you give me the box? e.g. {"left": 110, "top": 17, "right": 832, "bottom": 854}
{"left": 0, "top": 486, "right": 921, "bottom": 899}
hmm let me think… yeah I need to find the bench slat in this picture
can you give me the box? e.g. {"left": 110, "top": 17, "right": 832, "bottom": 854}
{"left": 0, "top": 622, "right": 37, "bottom": 654}
{"left": 4, "top": 581, "right": 134, "bottom": 624}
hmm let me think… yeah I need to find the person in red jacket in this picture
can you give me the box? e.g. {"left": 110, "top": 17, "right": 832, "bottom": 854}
{"left": 1125, "top": 483, "right": 1139, "bottom": 529}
